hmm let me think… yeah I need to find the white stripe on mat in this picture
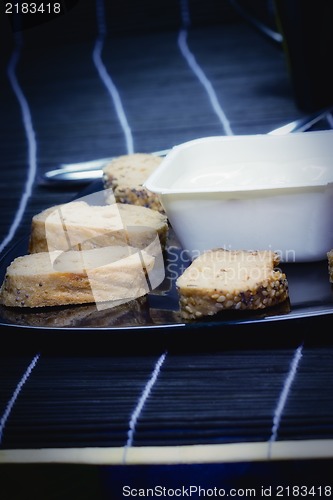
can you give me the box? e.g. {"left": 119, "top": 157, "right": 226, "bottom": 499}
{"left": 178, "top": 0, "right": 234, "bottom": 136}
{"left": 0, "top": 354, "right": 40, "bottom": 446}
{"left": 268, "top": 343, "right": 304, "bottom": 457}
{"left": 0, "top": 34, "right": 37, "bottom": 255}
{"left": 123, "top": 352, "right": 167, "bottom": 463}
{"left": 93, "top": 0, "right": 134, "bottom": 154}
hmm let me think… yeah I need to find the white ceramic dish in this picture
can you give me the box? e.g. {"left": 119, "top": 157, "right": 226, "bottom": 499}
{"left": 144, "top": 131, "right": 333, "bottom": 262}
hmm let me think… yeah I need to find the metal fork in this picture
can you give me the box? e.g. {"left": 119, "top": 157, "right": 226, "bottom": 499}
{"left": 41, "top": 107, "right": 333, "bottom": 186}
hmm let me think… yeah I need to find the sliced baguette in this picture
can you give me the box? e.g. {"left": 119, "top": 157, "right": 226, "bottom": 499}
{"left": 328, "top": 250, "right": 333, "bottom": 283}
{"left": 28, "top": 201, "right": 168, "bottom": 253}
{"left": 102, "top": 153, "right": 164, "bottom": 213}
{"left": 176, "top": 249, "right": 289, "bottom": 320}
{"left": 0, "top": 246, "right": 155, "bottom": 308}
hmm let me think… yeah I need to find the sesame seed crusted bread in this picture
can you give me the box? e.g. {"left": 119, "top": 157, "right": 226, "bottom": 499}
{"left": 328, "top": 250, "right": 333, "bottom": 283}
{"left": 0, "top": 246, "right": 155, "bottom": 308}
{"left": 28, "top": 201, "right": 168, "bottom": 254}
{"left": 176, "top": 249, "right": 289, "bottom": 320}
{"left": 102, "top": 153, "right": 164, "bottom": 213}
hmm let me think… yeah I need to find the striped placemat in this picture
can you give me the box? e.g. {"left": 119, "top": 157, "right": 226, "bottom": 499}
{"left": 1, "top": 347, "right": 333, "bottom": 461}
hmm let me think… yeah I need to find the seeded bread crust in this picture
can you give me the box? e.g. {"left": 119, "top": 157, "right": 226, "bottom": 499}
{"left": 28, "top": 201, "right": 168, "bottom": 253}
{"left": 102, "top": 153, "right": 164, "bottom": 213}
{"left": 0, "top": 246, "right": 155, "bottom": 308}
{"left": 328, "top": 250, "right": 333, "bottom": 283}
{"left": 176, "top": 249, "right": 289, "bottom": 320}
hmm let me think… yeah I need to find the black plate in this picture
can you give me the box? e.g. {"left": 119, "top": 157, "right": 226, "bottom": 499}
{"left": 0, "top": 181, "right": 333, "bottom": 336}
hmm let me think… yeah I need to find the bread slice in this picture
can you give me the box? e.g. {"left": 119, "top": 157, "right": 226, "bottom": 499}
{"left": 0, "top": 246, "right": 155, "bottom": 308}
{"left": 28, "top": 201, "right": 168, "bottom": 253}
{"left": 102, "top": 153, "right": 164, "bottom": 212}
{"left": 328, "top": 250, "right": 333, "bottom": 283}
{"left": 176, "top": 249, "right": 289, "bottom": 320}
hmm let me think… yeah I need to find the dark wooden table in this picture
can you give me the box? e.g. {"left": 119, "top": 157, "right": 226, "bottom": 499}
{"left": 1, "top": 1, "right": 333, "bottom": 498}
